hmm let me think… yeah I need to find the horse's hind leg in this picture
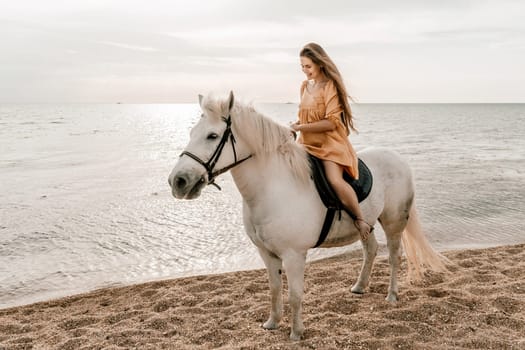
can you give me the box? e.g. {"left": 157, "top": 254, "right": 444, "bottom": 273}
{"left": 351, "top": 231, "right": 378, "bottom": 294}
{"left": 384, "top": 230, "right": 403, "bottom": 302}
{"left": 258, "top": 247, "right": 283, "bottom": 330}
{"left": 380, "top": 197, "right": 412, "bottom": 302}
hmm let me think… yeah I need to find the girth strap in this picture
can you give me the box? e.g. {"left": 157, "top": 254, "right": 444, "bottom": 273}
{"left": 314, "top": 208, "right": 336, "bottom": 248}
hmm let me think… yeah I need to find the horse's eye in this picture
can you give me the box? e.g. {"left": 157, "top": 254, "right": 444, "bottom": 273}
{"left": 207, "top": 133, "right": 219, "bottom": 140}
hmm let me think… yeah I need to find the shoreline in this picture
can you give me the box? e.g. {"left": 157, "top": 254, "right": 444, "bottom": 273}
{"left": 1, "top": 243, "right": 524, "bottom": 349}
{"left": 1, "top": 240, "right": 512, "bottom": 311}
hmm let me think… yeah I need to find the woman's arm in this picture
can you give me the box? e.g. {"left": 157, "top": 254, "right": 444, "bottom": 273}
{"left": 291, "top": 119, "right": 336, "bottom": 133}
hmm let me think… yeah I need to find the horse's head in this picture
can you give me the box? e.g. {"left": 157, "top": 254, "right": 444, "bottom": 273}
{"left": 168, "top": 91, "right": 251, "bottom": 199}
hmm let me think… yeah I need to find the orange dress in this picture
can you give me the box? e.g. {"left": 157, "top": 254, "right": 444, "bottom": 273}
{"left": 297, "top": 79, "right": 359, "bottom": 179}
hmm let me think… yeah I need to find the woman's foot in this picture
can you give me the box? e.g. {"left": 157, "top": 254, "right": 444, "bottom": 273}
{"left": 354, "top": 218, "right": 374, "bottom": 241}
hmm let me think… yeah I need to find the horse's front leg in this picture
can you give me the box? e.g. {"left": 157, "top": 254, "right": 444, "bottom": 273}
{"left": 282, "top": 251, "right": 307, "bottom": 341}
{"left": 258, "top": 247, "right": 283, "bottom": 330}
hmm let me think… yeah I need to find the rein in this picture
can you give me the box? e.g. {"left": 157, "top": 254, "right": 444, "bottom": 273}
{"left": 180, "top": 114, "right": 252, "bottom": 190}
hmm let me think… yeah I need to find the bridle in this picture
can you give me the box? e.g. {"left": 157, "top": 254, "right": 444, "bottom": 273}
{"left": 179, "top": 114, "right": 252, "bottom": 190}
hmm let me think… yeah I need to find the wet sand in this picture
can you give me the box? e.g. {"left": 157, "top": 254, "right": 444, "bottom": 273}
{"left": 1, "top": 243, "right": 524, "bottom": 349}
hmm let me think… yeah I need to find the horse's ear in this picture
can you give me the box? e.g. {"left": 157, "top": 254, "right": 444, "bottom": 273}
{"left": 198, "top": 94, "right": 204, "bottom": 107}
{"left": 227, "top": 91, "right": 234, "bottom": 111}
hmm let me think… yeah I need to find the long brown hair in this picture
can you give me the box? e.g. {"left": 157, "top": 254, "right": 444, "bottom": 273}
{"left": 300, "top": 43, "right": 356, "bottom": 133}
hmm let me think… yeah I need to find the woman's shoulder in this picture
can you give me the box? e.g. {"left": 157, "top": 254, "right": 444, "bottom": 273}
{"left": 324, "top": 79, "right": 336, "bottom": 89}
{"left": 322, "top": 79, "right": 337, "bottom": 95}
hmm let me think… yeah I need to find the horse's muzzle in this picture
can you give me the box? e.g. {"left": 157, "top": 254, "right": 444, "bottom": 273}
{"left": 168, "top": 170, "right": 206, "bottom": 199}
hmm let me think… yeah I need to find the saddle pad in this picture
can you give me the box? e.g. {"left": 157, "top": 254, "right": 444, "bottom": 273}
{"left": 308, "top": 155, "right": 373, "bottom": 209}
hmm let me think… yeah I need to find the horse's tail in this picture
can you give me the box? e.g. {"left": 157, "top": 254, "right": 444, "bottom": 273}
{"left": 402, "top": 204, "right": 450, "bottom": 281}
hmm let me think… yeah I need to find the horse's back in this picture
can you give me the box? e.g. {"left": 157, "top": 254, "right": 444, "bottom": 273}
{"left": 357, "top": 147, "right": 415, "bottom": 215}
{"left": 357, "top": 147, "right": 413, "bottom": 184}
{"left": 358, "top": 147, "right": 416, "bottom": 234}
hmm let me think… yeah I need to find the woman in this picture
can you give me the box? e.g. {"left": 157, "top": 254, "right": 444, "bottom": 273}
{"left": 291, "top": 42, "right": 373, "bottom": 241}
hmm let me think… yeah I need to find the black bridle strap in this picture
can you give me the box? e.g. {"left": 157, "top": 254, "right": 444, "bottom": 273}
{"left": 180, "top": 114, "right": 252, "bottom": 190}
{"left": 205, "top": 117, "right": 232, "bottom": 173}
{"left": 209, "top": 153, "right": 252, "bottom": 181}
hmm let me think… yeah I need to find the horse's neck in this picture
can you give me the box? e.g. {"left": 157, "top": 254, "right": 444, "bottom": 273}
{"left": 230, "top": 154, "right": 301, "bottom": 205}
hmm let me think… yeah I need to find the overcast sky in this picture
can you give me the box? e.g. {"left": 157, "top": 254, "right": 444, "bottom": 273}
{"left": 1, "top": 0, "right": 524, "bottom": 103}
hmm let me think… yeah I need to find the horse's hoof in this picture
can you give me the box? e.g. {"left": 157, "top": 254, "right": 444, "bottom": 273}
{"left": 386, "top": 293, "right": 398, "bottom": 303}
{"left": 262, "top": 319, "right": 279, "bottom": 330}
{"left": 289, "top": 329, "right": 304, "bottom": 341}
{"left": 351, "top": 285, "right": 365, "bottom": 294}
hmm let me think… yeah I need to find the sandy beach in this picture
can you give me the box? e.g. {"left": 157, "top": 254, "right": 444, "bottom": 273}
{"left": 1, "top": 243, "right": 524, "bottom": 349}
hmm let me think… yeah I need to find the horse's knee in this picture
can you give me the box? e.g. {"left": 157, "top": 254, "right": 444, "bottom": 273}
{"left": 389, "top": 253, "right": 401, "bottom": 266}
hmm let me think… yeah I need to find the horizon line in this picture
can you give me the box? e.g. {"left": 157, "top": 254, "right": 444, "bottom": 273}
{"left": 1, "top": 101, "right": 525, "bottom": 105}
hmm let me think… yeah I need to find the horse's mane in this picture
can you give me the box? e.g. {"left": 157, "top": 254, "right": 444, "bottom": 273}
{"left": 201, "top": 95, "right": 311, "bottom": 185}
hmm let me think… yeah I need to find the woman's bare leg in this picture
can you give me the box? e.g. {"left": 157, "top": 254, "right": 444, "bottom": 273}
{"left": 323, "top": 160, "right": 371, "bottom": 240}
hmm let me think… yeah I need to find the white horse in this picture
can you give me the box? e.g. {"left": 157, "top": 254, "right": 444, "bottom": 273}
{"left": 168, "top": 92, "right": 447, "bottom": 340}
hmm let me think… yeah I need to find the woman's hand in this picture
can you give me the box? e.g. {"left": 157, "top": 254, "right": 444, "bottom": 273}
{"left": 289, "top": 121, "right": 301, "bottom": 140}
{"left": 289, "top": 121, "right": 300, "bottom": 140}
{"left": 290, "top": 121, "right": 301, "bottom": 132}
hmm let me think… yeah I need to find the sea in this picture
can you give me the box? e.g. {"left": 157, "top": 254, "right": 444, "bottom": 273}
{"left": 1, "top": 103, "right": 524, "bottom": 309}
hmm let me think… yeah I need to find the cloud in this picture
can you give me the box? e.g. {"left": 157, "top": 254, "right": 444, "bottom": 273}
{"left": 0, "top": 0, "right": 524, "bottom": 102}
{"left": 97, "top": 41, "right": 159, "bottom": 52}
